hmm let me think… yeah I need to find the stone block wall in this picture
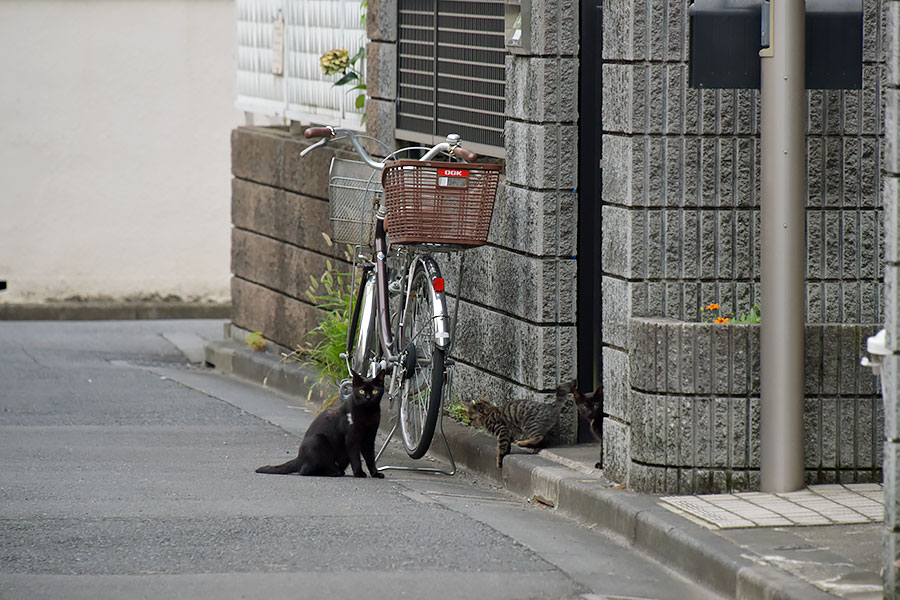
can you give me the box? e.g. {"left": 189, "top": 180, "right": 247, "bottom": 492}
{"left": 602, "top": 0, "right": 888, "bottom": 489}
{"left": 882, "top": 0, "right": 900, "bottom": 595}
{"left": 230, "top": 127, "right": 356, "bottom": 349}
{"left": 630, "top": 318, "right": 882, "bottom": 494}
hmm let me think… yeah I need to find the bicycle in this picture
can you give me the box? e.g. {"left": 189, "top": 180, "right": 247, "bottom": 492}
{"left": 300, "top": 126, "right": 501, "bottom": 473}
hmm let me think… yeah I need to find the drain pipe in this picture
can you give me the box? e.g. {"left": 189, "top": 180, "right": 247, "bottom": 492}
{"left": 759, "top": 0, "right": 806, "bottom": 493}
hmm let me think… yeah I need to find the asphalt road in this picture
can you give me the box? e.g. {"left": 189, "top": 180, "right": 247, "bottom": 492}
{"left": 0, "top": 320, "right": 721, "bottom": 600}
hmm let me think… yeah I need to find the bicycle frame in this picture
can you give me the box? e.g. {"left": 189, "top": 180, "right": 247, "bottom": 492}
{"left": 347, "top": 210, "right": 452, "bottom": 375}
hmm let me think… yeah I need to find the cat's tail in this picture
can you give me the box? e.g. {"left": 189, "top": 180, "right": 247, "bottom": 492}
{"left": 255, "top": 457, "right": 301, "bottom": 475}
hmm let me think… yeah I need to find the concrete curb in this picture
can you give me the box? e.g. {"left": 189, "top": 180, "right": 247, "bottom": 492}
{"left": 0, "top": 302, "right": 230, "bottom": 321}
{"left": 204, "top": 336, "right": 839, "bottom": 600}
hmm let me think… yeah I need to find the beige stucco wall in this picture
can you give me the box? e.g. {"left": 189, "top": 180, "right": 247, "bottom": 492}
{"left": 0, "top": 0, "right": 243, "bottom": 303}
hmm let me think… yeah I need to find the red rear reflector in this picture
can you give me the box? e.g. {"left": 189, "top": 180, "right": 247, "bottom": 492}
{"left": 432, "top": 277, "right": 445, "bottom": 292}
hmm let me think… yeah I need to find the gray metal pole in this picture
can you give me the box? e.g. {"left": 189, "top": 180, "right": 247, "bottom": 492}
{"left": 759, "top": 0, "right": 806, "bottom": 493}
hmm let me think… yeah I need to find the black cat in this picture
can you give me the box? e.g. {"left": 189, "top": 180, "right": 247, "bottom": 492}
{"left": 256, "top": 370, "right": 386, "bottom": 478}
{"left": 571, "top": 383, "right": 603, "bottom": 444}
{"left": 564, "top": 380, "right": 603, "bottom": 469}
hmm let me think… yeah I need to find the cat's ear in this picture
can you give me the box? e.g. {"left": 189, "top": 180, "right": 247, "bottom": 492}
{"left": 350, "top": 369, "right": 363, "bottom": 384}
{"left": 593, "top": 386, "right": 603, "bottom": 398}
{"left": 374, "top": 368, "right": 386, "bottom": 384}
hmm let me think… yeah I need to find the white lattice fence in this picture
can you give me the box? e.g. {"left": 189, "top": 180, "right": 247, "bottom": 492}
{"left": 235, "top": 0, "right": 366, "bottom": 129}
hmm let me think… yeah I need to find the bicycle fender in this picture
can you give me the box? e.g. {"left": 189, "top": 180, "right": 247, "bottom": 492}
{"left": 415, "top": 257, "right": 451, "bottom": 351}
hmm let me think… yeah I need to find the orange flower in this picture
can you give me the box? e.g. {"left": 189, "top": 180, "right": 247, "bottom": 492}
{"left": 704, "top": 303, "right": 720, "bottom": 311}
{"left": 714, "top": 317, "right": 730, "bottom": 324}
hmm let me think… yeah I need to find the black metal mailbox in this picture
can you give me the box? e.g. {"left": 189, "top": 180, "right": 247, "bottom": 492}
{"left": 805, "top": 0, "right": 862, "bottom": 89}
{"left": 689, "top": 0, "right": 763, "bottom": 89}
{"left": 688, "top": 0, "right": 862, "bottom": 90}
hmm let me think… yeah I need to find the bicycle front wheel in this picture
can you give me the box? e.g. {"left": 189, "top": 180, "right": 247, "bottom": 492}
{"left": 395, "top": 259, "right": 446, "bottom": 459}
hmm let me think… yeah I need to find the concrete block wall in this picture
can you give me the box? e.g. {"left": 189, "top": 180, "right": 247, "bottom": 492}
{"left": 630, "top": 318, "right": 882, "bottom": 494}
{"left": 883, "top": 0, "right": 900, "bottom": 595}
{"left": 230, "top": 127, "right": 356, "bottom": 349}
{"left": 602, "top": 0, "right": 887, "bottom": 489}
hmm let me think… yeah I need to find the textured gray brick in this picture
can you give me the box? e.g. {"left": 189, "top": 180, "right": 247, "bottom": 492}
{"left": 824, "top": 137, "right": 844, "bottom": 205}
{"left": 603, "top": 346, "right": 630, "bottom": 422}
{"left": 839, "top": 398, "right": 856, "bottom": 468}
{"left": 820, "top": 397, "right": 838, "bottom": 468}
{"left": 666, "top": 66, "right": 685, "bottom": 134}
{"left": 602, "top": 135, "right": 637, "bottom": 206}
{"left": 453, "top": 300, "right": 576, "bottom": 390}
{"left": 602, "top": 417, "right": 631, "bottom": 485}
{"left": 667, "top": 0, "right": 686, "bottom": 61}
{"left": 646, "top": 137, "right": 665, "bottom": 206}
{"left": 363, "top": 98, "right": 396, "bottom": 157}
{"left": 365, "top": 42, "right": 396, "bottom": 101}
{"left": 647, "top": 64, "right": 665, "bottom": 134}
{"left": 890, "top": 180, "right": 900, "bottom": 265}
{"left": 679, "top": 398, "right": 694, "bottom": 466}
{"left": 492, "top": 185, "right": 577, "bottom": 257}
{"left": 507, "top": 56, "right": 579, "bottom": 122}
{"left": 806, "top": 326, "right": 824, "bottom": 395}
{"left": 505, "top": 121, "right": 578, "bottom": 189}
{"left": 366, "top": 0, "right": 397, "bottom": 42}
{"left": 647, "top": 0, "right": 666, "bottom": 61}
{"left": 231, "top": 277, "right": 321, "bottom": 352}
{"left": 602, "top": 64, "right": 634, "bottom": 134}
{"left": 602, "top": 0, "right": 636, "bottom": 60}
{"left": 864, "top": 138, "right": 882, "bottom": 206}
{"left": 887, "top": 266, "right": 900, "bottom": 349}
{"left": 694, "top": 398, "right": 711, "bottom": 468}
{"left": 888, "top": 2, "right": 900, "bottom": 87}
{"left": 232, "top": 228, "right": 334, "bottom": 302}
{"left": 887, "top": 88, "right": 900, "bottom": 175}
{"left": 603, "top": 205, "right": 641, "bottom": 279}
{"left": 804, "top": 398, "right": 821, "bottom": 468}
{"left": 646, "top": 210, "right": 663, "bottom": 278}
{"left": 862, "top": 0, "right": 883, "bottom": 63}
{"left": 862, "top": 65, "right": 883, "bottom": 136}
{"left": 528, "top": 0, "right": 579, "bottom": 55}
{"left": 699, "top": 210, "right": 718, "bottom": 279}
{"left": 808, "top": 90, "right": 825, "bottom": 136}
{"left": 885, "top": 528, "right": 900, "bottom": 598}
{"left": 449, "top": 246, "right": 576, "bottom": 323}
{"left": 232, "top": 179, "right": 343, "bottom": 259}
{"left": 700, "top": 138, "right": 718, "bottom": 206}
{"left": 808, "top": 139, "right": 824, "bottom": 203}
{"left": 749, "top": 398, "right": 761, "bottom": 468}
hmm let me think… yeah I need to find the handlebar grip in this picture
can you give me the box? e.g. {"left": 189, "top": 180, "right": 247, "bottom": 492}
{"left": 453, "top": 146, "right": 478, "bottom": 162}
{"left": 304, "top": 127, "right": 334, "bottom": 139}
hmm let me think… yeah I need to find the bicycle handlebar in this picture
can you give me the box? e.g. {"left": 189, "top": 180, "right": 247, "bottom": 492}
{"left": 301, "top": 126, "right": 479, "bottom": 167}
{"left": 304, "top": 127, "right": 334, "bottom": 139}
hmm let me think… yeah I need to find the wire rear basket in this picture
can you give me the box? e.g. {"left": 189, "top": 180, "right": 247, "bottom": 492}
{"left": 328, "top": 158, "right": 382, "bottom": 249}
{"left": 381, "top": 160, "right": 501, "bottom": 248}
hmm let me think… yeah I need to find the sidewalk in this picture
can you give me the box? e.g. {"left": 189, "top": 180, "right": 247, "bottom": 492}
{"left": 205, "top": 326, "right": 885, "bottom": 600}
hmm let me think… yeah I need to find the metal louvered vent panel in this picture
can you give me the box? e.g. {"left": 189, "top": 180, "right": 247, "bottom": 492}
{"left": 397, "top": 0, "right": 506, "bottom": 156}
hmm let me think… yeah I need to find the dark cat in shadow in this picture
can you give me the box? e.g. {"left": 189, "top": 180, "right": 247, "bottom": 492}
{"left": 559, "top": 379, "right": 604, "bottom": 468}
{"left": 256, "top": 370, "right": 385, "bottom": 478}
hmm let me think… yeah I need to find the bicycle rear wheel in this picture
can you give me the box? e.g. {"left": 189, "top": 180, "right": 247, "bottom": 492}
{"left": 395, "top": 258, "right": 446, "bottom": 459}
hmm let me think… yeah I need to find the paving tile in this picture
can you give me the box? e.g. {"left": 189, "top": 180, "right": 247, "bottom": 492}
{"left": 660, "top": 484, "right": 884, "bottom": 529}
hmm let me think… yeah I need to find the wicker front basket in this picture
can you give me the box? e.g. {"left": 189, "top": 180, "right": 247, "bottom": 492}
{"left": 381, "top": 160, "right": 501, "bottom": 248}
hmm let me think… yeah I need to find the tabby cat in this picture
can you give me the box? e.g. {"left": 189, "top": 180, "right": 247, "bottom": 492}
{"left": 255, "top": 370, "right": 385, "bottom": 478}
{"left": 462, "top": 388, "right": 568, "bottom": 469}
